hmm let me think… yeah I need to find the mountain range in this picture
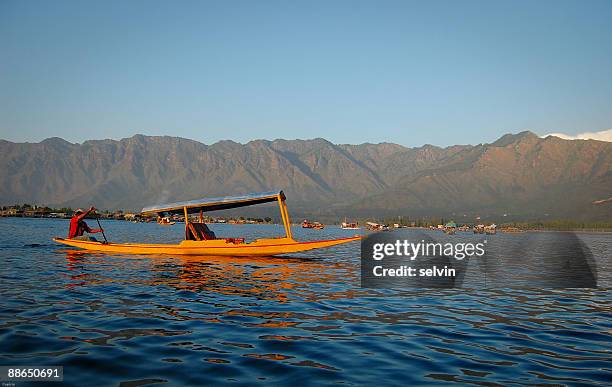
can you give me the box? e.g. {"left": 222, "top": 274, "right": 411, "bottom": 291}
{"left": 1, "top": 132, "right": 610, "bottom": 222}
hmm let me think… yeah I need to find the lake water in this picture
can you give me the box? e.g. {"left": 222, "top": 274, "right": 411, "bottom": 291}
{"left": 0, "top": 218, "right": 610, "bottom": 386}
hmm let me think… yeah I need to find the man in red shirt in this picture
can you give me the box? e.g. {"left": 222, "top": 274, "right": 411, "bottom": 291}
{"left": 68, "top": 206, "right": 104, "bottom": 240}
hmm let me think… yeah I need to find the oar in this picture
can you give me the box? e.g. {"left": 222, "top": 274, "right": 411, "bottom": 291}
{"left": 95, "top": 213, "right": 109, "bottom": 244}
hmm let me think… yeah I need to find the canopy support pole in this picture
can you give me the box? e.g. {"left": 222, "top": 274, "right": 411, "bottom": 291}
{"left": 282, "top": 199, "right": 293, "bottom": 240}
{"left": 278, "top": 195, "right": 293, "bottom": 240}
{"left": 184, "top": 206, "right": 189, "bottom": 240}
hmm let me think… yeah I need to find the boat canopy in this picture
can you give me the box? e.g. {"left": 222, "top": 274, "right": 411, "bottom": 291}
{"left": 141, "top": 191, "right": 285, "bottom": 215}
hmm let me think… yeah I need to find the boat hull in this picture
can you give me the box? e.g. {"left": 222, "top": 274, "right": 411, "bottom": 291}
{"left": 52, "top": 236, "right": 361, "bottom": 256}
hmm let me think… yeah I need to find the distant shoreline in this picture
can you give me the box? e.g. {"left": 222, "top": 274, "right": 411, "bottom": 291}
{"left": 517, "top": 228, "right": 612, "bottom": 234}
{"left": 2, "top": 216, "right": 611, "bottom": 234}
{"left": 400, "top": 226, "right": 612, "bottom": 234}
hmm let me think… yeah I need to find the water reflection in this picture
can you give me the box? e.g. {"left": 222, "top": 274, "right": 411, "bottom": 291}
{"left": 61, "top": 250, "right": 358, "bottom": 303}
{"left": 150, "top": 255, "right": 354, "bottom": 303}
{"left": 1, "top": 219, "right": 610, "bottom": 386}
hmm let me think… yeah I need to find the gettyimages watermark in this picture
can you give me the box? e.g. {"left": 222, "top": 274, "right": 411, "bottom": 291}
{"left": 372, "top": 239, "right": 486, "bottom": 260}
{"left": 361, "top": 230, "right": 597, "bottom": 288}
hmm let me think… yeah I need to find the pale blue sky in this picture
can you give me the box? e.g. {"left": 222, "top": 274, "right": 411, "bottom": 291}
{"left": 1, "top": 0, "right": 611, "bottom": 147}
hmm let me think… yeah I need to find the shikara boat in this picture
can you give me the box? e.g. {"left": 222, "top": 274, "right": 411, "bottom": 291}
{"left": 53, "top": 191, "right": 360, "bottom": 256}
{"left": 157, "top": 216, "right": 176, "bottom": 226}
{"left": 341, "top": 219, "right": 361, "bottom": 230}
{"left": 301, "top": 220, "right": 325, "bottom": 229}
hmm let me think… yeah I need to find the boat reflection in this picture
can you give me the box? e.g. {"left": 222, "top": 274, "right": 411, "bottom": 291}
{"left": 62, "top": 249, "right": 104, "bottom": 287}
{"left": 149, "top": 255, "right": 356, "bottom": 303}
{"left": 60, "top": 250, "right": 358, "bottom": 302}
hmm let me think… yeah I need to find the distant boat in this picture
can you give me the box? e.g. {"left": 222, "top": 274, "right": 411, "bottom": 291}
{"left": 158, "top": 216, "right": 176, "bottom": 226}
{"left": 302, "top": 220, "right": 325, "bottom": 229}
{"left": 444, "top": 221, "right": 457, "bottom": 234}
{"left": 474, "top": 224, "right": 496, "bottom": 234}
{"left": 341, "top": 219, "right": 361, "bottom": 230}
{"left": 366, "top": 222, "right": 389, "bottom": 232}
{"left": 484, "top": 224, "right": 497, "bottom": 235}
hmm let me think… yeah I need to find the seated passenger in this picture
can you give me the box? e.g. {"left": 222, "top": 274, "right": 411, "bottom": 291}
{"left": 186, "top": 223, "right": 216, "bottom": 241}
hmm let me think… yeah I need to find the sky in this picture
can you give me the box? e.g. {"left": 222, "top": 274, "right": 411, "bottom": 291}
{"left": 1, "top": 0, "right": 611, "bottom": 147}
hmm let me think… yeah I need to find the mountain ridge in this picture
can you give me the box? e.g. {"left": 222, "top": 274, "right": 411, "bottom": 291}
{"left": 1, "top": 132, "right": 610, "bottom": 221}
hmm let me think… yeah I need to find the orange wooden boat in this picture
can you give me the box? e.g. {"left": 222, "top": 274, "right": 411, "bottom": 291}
{"left": 53, "top": 191, "right": 360, "bottom": 256}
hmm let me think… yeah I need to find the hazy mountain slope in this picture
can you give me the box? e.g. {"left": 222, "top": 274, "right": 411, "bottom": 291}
{"left": 0, "top": 135, "right": 390, "bottom": 210}
{"left": 349, "top": 132, "right": 612, "bottom": 221}
{"left": 0, "top": 132, "right": 610, "bottom": 221}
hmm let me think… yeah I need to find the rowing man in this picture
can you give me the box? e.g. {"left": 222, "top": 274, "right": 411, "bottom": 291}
{"left": 68, "top": 206, "right": 104, "bottom": 241}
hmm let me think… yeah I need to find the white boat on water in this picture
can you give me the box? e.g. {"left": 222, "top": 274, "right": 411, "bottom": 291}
{"left": 157, "top": 216, "right": 176, "bottom": 226}
{"left": 341, "top": 221, "right": 361, "bottom": 230}
{"left": 366, "top": 222, "right": 389, "bottom": 231}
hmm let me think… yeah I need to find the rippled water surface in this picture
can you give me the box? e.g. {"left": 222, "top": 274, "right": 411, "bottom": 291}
{"left": 1, "top": 218, "right": 611, "bottom": 386}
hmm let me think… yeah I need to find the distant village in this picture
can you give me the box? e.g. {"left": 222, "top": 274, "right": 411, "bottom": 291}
{"left": 0, "top": 204, "right": 503, "bottom": 233}
{"left": 2, "top": 203, "right": 610, "bottom": 232}
{"left": 0, "top": 204, "right": 272, "bottom": 224}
